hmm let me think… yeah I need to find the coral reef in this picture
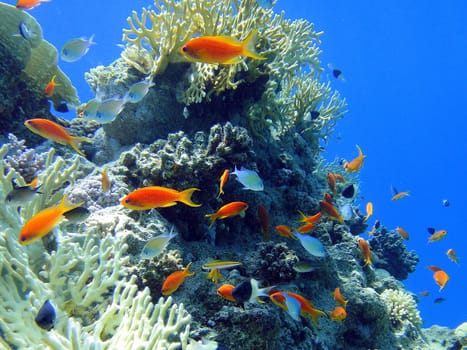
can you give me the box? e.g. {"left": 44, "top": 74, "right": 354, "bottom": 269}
{"left": 0, "top": 3, "right": 79, "bottom": 139}
{"left": 370, "top": 228, "right": 420, "bottom": 280}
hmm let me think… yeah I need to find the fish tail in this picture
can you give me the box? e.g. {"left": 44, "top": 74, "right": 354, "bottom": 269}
{"left": 58, "top": 194, "right": 84, "bottom": 214}
{"left": 184, "top": 262, "right": 195, "bottom": 276}
{"left": 68, "top": 136, "right": 93, "bottom": 156}
{"left": 178, "top": 188, "right": 201, "bottom": 207}
{"left": 205, "top": 213, "right": 217, "bottom": 228}
{"left": 241, "top": 29, "right": 266, "bottom": 61}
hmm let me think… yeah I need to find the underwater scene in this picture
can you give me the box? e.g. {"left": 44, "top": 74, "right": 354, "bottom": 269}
{"left": 0, "top": 0, "right": 466, "bottom": 349}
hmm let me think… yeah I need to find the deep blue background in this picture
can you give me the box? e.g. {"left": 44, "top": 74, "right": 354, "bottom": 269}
{"left": 21, "top": 0, "right": 467, "bottom": 328}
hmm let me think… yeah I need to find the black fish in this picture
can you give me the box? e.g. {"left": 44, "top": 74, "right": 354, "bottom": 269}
{"left": 332, "top": 69, "right": 343, "bottom": 79}
{"left": 374, "top": 219, "right": 381, "bottom": 230}
{"left": 309, "top": 110, "right": 320, "bottom": 120}
{"left": 35, "top": 300, "right": 56, "bottom": 331}
{"left": 6, "top": 185, "right": 42, "bottom": 206}
{"left": 427, "top": 227, "right": 436, "bottom": 235}
{"left": 341, "top": 184, "right": 355, "bottom": 198}
{"left": 434, "top": 297, "right": 446, "bottom": 304}
{"left": 55, "top": 102, "right": 69, "bottom": 113}
{"left": 231, "top": 280, "right": 252, "bottom": 304}
{"left": 63, "top": 206, "right": 90, "bottom": 223}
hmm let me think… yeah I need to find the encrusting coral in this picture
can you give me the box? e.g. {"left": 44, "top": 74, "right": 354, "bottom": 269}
{"left": 0, "top": 142, "right": 193, "bottom": 349}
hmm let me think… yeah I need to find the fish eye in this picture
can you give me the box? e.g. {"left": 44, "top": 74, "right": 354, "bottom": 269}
{"left": 125, "top": 199, "right": 131, "bottom": 203}
{"left": 20, "top": 236, "right": 27, "bottom": 242}
{"left": 182, "top": 46, "right": 188, "bottom": 52}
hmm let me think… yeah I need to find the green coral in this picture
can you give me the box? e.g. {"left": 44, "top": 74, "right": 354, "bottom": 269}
{"left": 0, "top": 2, "right": 79, "bottom": 108}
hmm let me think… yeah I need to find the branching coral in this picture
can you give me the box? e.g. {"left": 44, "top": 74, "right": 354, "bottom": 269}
{"left": 0, "top": 142, "right": 193, "bottom": 349}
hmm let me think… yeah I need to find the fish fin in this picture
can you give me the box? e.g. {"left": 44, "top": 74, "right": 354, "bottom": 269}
{"left": 184, "top": 262, "right": 195, "bottom": 276}
{"left": 178, "top": 188, "right": 201, "bottom": 207}
{"left": 69, "top": 136, "right": 92, "bottom": 156}
{"left": 58, "top": 195, "right": 84, "bottom": 213}
{"left": 205, "top": 213, "right": 217, "bottom": 228}
{"left": 223, "top": 56, "right": 243, "bottom": 65}
{"left": 241, "top": 29, "right": 266, "bottom": 61}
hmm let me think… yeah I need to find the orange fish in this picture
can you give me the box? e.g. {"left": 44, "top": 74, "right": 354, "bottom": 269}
{"left": 16, "top": 0, "right": 50, "bottom": 10}
{"left": 320, "top": 200, "right": 344, "bottom": 223}
{"left": 257, "top": 205, "right": 270, "bottom": 240}
{"left": 363, "top": 202, "right": 373, "bottom": 222}
{"left": 333, "top": 287, "right": 348, "bottom": 308}
{"left": 434, "top": 270, "right": 449, "bottom": 291}
{"left": 121, "top": 186, "right": 201, "bottom": 210}
{"left": 419, "top": 291, "right": 430, "bottom": 297}
{"left": 180, "top": 30, "right": 266, "bottom": 65}
{"left": 391, "top": 191, "right": 410, "bottom": 201}
{"left": 298, "top": 211, "right": 322, "bottom": 225}
{"left": 343, "top": 145, "right": 365, "bottom": 172}
{"left": 329, "top": 306, "right": 347, "bottom": 322}
{"left": 327, "top": 173, "right": 337, "bottom": 193}
{"left": 45, "top": 75, "right": 60, "bottom": 97}
{"left": 284, "top": 291, "right": 326, "bottom": 325}
{"left": 358, "top": 238, "right": 372, "bottom": 266}
{"left": 331, "top": 173, "right": 346, "bottom": 183}
{"left": 428, "top": 229, "right": 448, "bottom": 243}
{"left": 446, "top": 248, "right": 459, "bottom": 264}
{"left": 216, "top": 169, "right": 229, "bottom": 198}
{"left": 395, "top": 226, "right": 409, "bottom": 240}
{"left": 101, "top": 166, "right": 111, "bottom": 192}
{"left": 323, "top": 192, "right": 333, "bottom": 204}
{"left": 217, "top": 284, "right": 236, "bottom": 302}
{"left": 205, "top": 201, "right": 248, "bottom": 228}
{"left": 296, "top": 222, "right": 316, "bottom": 234}
{"left": 161, "top": 262, "right": 195, "bottom": 296}
{"left": 275, "top": 225, "right": 297, "bottom": 239}
{"left": 24, "top": 119, "right": 92, "bottom": 156}
{"left": 19, "top": 195, "right": 83, "bottom": 245}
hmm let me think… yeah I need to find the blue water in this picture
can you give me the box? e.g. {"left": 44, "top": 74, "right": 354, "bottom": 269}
{"left": 27, "top": 0, "right": 467, "bottom": 328}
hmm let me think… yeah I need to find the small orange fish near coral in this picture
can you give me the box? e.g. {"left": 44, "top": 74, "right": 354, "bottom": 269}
{"left": 257, "top": 205, "right": 270, "bottom": 240}
{"left": 343, "top": 145, "right": 365, "bottom": 172}
{"left": 428, "top": 229, "right": 448, "bottom": 243}
{"left": 358, "top": 238, "right": 372, "bottom": 266}
{"left": 363, "top": 202, "right": 373, "bottom": 222}
{"left": 19, "top": 195, "right": 83, "bottom": 245}
{"left": 275, "top": 225, "right": 297, "bottom": 239}
{"left": 395, "top": 226, "right": 409, "bottom": 240}
{"left": 327, "top": 173, "right": 337, "bottom": 193}
{"left": 216, "top": 169, "right": 229, "bottom": 198}
{"left": 320, "top": 200, "right": 344, "bottom": 223}
{"left": 16, "top": 0, "right": 50, "bottom": 10}
{"left": 101, "top": 166, "right": 111, "bottom": 192}
{"left": 180, "top": 29, "right": 266, "bottom": 65}
{"left": 333, "top": 287, "right": 348, "bottom": 308}
{"left": 284, "top": 291, "right": 327, "bottom": 325}
{"left": 427, "top": 265, "right": 449, "bottom": 291}
{"left": 205, "top": 201, "right": 248, "bottom": 228}
{"left": 121, "top": 186, "right": 201, "bottom": 210}
{"left": 45, "top": 75, "right": 60, "bottom": 97}
{"left": 24, "top": 118, "right": 92, "bottom": 156}
{"left": 329, "top": 306, "right": 347, "bottom": 322}
{"left": 298, "top": 211, "right": 322, "bottom": 225}
{"left": 217, "top": 284, "right": 236, "bottom": 302}
{"left": 161, "top": 262, "right": 195, "bottom": 296}
{"left": 446, "top": 248, "right": 459, "bottom": 264}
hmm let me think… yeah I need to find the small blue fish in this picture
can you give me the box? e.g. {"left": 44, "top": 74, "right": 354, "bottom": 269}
{"left": 141, "top": 227, "right": 177, "bottom": 259}
{"left": 340, "top": 204, "right": 353, "bottom": 221}
{"left": 14, "top": 21, "right": 37, "bottom": 40}
{"left": 295, "top": 233, "right": 327, "bottom": 257}
{"left": 255, "top": 0, "right": 273, "bottom": 9}
{"left": 284, "top": 293, "right": 301, "bottom": 321}
{"left": 232, "top": 166, "right": 264, "bottom": 191}
{"left": 95, "top": 98, "right": 126, "bottom": 123}
{"left": 442, "top": 199, "right": 450, "bottom": 207}
{"left": 35, "top": 300, "right": 56, "bottom": 331}
{"left": 61, "top": 35, "right": 95, "bottom": 63}
{"left": 124, "top": 80, "right": 155, "bottom": 103}
{"left": 80, "top": 98, "right": 100, "bottom": 120}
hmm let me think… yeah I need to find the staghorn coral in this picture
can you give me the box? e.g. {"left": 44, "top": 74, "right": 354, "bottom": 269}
{"left": 0, "top": 139, "right": 196, "bottom": 350}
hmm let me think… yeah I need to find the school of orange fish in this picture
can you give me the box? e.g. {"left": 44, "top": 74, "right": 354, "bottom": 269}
{"left": 12, "top": 0, "right": 459, "bottom": 328}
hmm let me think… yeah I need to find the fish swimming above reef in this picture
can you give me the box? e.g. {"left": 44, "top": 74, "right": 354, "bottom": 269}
{"left": 101, "top": 166, "right": 111, "bottom": 192}
{"left": 217, "top": 284, "right": 236, "bottom": 302}
{"left": 333, "top": 287, "right": 348, "bottom": 308}
{"left": 14, "top": 21, "right": 37, "bottom": 41}
{"left": 6, "top": 183, "right": 42, "bottom": 206}
{"left": 446, "top": 248, "right": 459, "bottom": 264}
{"left": 295, "top": 233, "right": 327, "bottom": 258}
{"left": 35, "top": 300, "right": 56, "bottom": 331}
{"left": 121, "top": 186, "right": 201, "bottom": 210}
{"left": 161, "top": 262, "right": 195, "bottom": 296}
{"left": 216, "top": 169, "right": 230, "bottom": 198}
{"left": 205, "top": 201, "right": 249, "bottom": 228}
{"left": 269, "top": 292, "right": 301, "bottom": 321}
{"left": 94, "top": 98, "right": 126, "bottom": 124}
{"left": 358, "top": 238, "right": 372, "bottom": 266}
{"left": 231, "top": 278, "right": 274, "bottom": 304}
{"left": 231, "top": 166, "right": 264, "bottom": 191}
{"left": 19, "top": 195, "right": 84, "bottom": 245}
{"left": 141, "top": 227, "right": 177, "bottom": 260}
{"left": 180, "top": 29, "right": 266, "bottom": 65}
{"left": 79, "top": 98, "right": 100, "bottom": 120}
{"left": 60, "top": 35, "right": 95, "bottom": 62}
{"left": 329, "top": 306, "right": 347, "bottom": 322}
{"left": 271, "top": 291, "right": 326, "bottom": 325}
{"left": 124, "top": 79, "right": 155, "bottom": 103}
{"left": 427, "top": 265, "right": 449, "bottom": 291}
{"left": 428, "top": 229, "right": 448, "bottom": 243}
{"left": 202, "top": 260, "right": 242, "bottom": 271}
{"left": 24, "top": 118, "right": 92, "bottom": 157}
{"left": 391, "top": 185, "right": 410, "bottom": 201}
{"left": 275, "top": 224, "right": 297, "bottom": 239}
{"left": 442, "top": 199, "right": 450, "bottom": 207}
{"left": 341, "top": 183, "right": 355, "bottom": 198}
{"left": 62, "top": 206, "right": 90, "bottom": 223}
{"left": 395, "top": 226, "right": 409, "bottom": 240}
{"left": 16, "top": 0, "right": 50, "bottom": 10}
{"left": 343, "top": 145, "right": 365, "bottom": 172}
{"left": 45, "top": 75, "right": 60, "bottom": 97}
{"left": 292, "top": 261, "right": 316, "bottom": 273}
